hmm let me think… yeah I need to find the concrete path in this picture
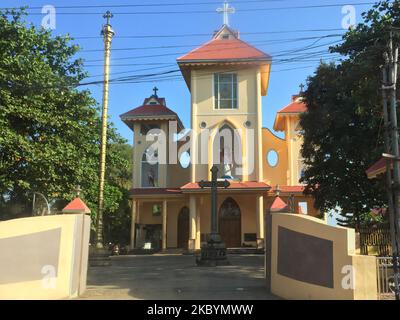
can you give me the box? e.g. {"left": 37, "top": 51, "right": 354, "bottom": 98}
{"left": 80, "top": 254, "right": 278, "bottom": 300}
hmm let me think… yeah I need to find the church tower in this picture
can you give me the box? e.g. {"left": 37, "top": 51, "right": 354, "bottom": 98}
{"left": 177, "top": 17, "right": 271, "bottom": 183}
{"left": 120, "top": 88, "right": 187, "bottom": 189}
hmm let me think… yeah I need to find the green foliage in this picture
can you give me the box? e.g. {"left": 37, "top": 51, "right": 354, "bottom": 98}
{"left": 0, "top": 8, "right": 133, "bottom": 243}
{"left": 299, "top": 1, "right": 400, "bottom": 228}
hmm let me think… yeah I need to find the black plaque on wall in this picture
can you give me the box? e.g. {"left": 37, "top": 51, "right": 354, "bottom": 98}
{"left": 277, "top": 226, "right": 334, "bottom": 288}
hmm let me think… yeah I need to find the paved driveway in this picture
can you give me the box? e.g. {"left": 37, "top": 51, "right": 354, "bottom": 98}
{"left": 80, "top": 254, "right": 278, "bottom": 300}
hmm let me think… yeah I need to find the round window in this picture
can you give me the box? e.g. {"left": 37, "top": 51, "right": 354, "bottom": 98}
{"left": 244, "top": 120, "right": 252, "bottom": 128}
{"left": 267, "top": 150, "right": 279, "bottom": 167}
{"left": 179, "top": 151, "right": 190, "bottom": 169}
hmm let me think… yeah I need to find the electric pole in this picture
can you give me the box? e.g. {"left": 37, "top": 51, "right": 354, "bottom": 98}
{"left": 96, "top": 11, "right": 115, "bottom": 250}
{"left": 382, "top": 29, "right": 400, "bottom": 300}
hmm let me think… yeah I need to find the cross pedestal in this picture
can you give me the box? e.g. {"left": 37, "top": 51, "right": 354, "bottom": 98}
{"left": 196, "top": 165, "right": 231, "bottom": 267}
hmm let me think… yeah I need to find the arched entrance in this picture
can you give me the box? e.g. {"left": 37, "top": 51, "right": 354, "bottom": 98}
{"left": 219, "top": 197, "right": 241, "bottom": 248}
{"left": 177, "top": 207, "right": 189, "bottom": 249}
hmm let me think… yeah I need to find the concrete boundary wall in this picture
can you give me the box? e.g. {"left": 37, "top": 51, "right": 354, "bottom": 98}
{"left": 265, "top": 212, "right": 377, "bottom": 300}
{"left": 0, "top": 214, "right": 90, "bottom": 299}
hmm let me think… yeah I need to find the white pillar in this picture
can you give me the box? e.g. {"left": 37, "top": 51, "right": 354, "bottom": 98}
{"left": 195, "top": 210, "right": 201, "bottom": 250}
{"left": 130, "top": 200, "right": 137, "bottom": 250}
{"left": 189, "top": 195, "right": 197, "bottom": 250}
{"left": 162, "top": 199, "right": 167, "bottom": 250}
{"left": 256, "top": 195, "right": 264, "bottom": 249}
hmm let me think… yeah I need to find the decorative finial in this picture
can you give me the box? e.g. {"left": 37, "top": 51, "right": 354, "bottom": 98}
{"left": 275, "top": 185, "right": 281, "bottom": 197}
{"left": 152, "top": 86, "right": 159, "bottom": 98}
{"left": 103, "top": 11, "right": 113, "bottom": 25}
{"left": 299, "top": 83, "right": 305, "bottom": 93}
{"left": 74, "top": 185, "right": 82, "bottom": 198}
{"left": 216, "top": 1, "right": 235, "bottom": 26}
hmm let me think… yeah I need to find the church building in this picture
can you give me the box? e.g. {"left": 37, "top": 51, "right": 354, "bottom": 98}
{"left": 120, "top": 13, "right": 318, "bottom": 252}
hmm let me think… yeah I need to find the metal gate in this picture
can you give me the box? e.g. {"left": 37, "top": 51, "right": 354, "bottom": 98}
{"left": 376, "top": 257, "right": 396, "bottom": 300}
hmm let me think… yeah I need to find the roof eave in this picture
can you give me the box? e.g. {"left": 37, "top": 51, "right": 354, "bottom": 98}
{"left": 120, "top": 115, "right": 185, "bottom": 131}
{"left": 177, "top": 58, "right": 271, "bottom": 65}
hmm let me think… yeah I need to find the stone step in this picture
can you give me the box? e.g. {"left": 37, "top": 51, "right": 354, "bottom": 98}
{"left": 227, "top": 248, "right": 264, "bottom": 255}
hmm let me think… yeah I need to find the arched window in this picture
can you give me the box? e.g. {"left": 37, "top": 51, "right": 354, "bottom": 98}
{"left": 141, "top": 148, "right": 159, "bottom": 187}
{"left": 213, "top": 124, "right": 242, "bottom": 179}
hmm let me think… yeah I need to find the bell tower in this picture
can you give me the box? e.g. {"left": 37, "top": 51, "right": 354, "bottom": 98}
{"left": 177, "top": 23, "right": 272, "bottom": 183}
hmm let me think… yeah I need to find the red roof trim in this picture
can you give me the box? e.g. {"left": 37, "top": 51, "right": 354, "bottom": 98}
{"left": 366, "top": 157, "right": 390, "bottom": 179}
{"left": 129, "top": 188, "right": 182, "bottom": 196}
{"left": 269, "top": 186, "right": 305, "bottom": 194}
{"left": 181, "top": 181, "right": 271, "bottom": 191}
{"left": 277, "top": 101, "right": 307, "bottom": 114}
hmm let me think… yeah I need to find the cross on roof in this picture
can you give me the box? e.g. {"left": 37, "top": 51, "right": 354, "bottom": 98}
{"left": 153, "top": 87, "right": 158, "bottom": 97}
{"left": 216, "top": 1, "right": 235, "bottom": 27}
{"left": 299, "top": 83, "right": 305, "bottom": 93}
{"left": 152, "top": 86, "right": 159, "bottom": 97}
{"left": 74, "top": 185, "right": 82, "bottom": 197}
{"left": 103, "top": 11, "right": 113, "bottom": 25}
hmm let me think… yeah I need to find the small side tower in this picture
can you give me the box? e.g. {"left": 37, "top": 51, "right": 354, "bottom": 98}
{"left": 120, "top": 88, "right": 185, "bottom": 189}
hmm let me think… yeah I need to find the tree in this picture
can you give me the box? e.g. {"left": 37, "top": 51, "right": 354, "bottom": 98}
{"left": 0, "top": 8, "right": 131, "bottom": 237}
{"left": 300, "top": 0, "right": 400, "bottom": 228}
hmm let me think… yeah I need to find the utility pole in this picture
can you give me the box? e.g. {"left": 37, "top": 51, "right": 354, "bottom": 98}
{"left": 96, "top": 11, "right": 115, "bottom": 250}
{"left": 382, "top": 29, "right": 400, "bottom": 300}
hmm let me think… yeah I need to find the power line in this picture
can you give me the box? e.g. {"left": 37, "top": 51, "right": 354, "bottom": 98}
{"left": 0, "top": 0, "right": 331, "bottom": 10}
{"left": 79, "top": 34, "right": 342, "bottom": 52}
{"left": 4, "top": 2, "right": 378, "bottom": 15}
{"left": 74, "top": 28, "right": 345, "bottom": 40}
{"left": 81, "top": 38, "right": 342, "bottom": 65}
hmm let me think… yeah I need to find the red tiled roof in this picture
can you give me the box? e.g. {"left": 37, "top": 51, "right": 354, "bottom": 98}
{"left": 120, "top": 96, "right": 184, "bottom": 130}
{"left": 270, "top": 196, "right": 288, "bottom": 212}
{"left": 129, "top": 188, "right": 182, "bottom": 197}
{"left": 62, "top": 197, "right": 91, "bottom": 214}
{"left": 366, "top": 157, "right": 388, "bottom": 179}
{"left": 274, "top": 95, "right": 307, "bottom": 131}
{"left": 177, "top": 38, "right": 271, "bottom": 62}
{"left": 120, "top": 104, "right": 178, "bottom": 118}
{"left": 278, "top": 95, "right": 307, "bottom": 114}
{"left": 181, "top": 181, "right": 271, "bottom": 191}
{"left": 269, "top": 186, "right": 305, "bottom": 194}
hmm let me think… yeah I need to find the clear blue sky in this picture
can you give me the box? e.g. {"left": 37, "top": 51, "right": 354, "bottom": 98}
{"left": 3, "top": 0, "right": 376, "bottom": 143}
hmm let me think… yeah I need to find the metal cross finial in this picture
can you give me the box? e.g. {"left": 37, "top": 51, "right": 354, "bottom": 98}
{"left": 153, "top": 86, "right": 159, "bottom": 97}
{"left": 103, "top": 11, "right": 113, "bottom": 25}
{"left": 299, "top": 83, "right": 305, "bottom": 93}
{"left": 74, "top": 185, "right": 82, "bottom": 197}
{"left": 216, "top": 1, "right": 235, "bottom": 26}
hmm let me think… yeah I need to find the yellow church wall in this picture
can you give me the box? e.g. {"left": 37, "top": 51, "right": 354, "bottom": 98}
{"left": 284, "top": 116, "right": 304, "bottom": 185}
{"left": 190, "top": 66, "right": 262, "bottom": 182}
{"left": 133, "top": 121, "right": 190, "bottom": 189}
{"left": 137, "top": 202, "right": 163, "bottom": 225}
{"left": 262, "top": 128, "right": 288, "bottom": 186}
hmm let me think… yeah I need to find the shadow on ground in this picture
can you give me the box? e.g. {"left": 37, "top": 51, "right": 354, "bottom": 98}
{"left": 79, "top": 254, "right": 279, "bottom": 300}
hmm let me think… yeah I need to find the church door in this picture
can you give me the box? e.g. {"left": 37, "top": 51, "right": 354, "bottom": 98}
{"left": 177, "top": 207, "right": 189, "bottom": 249}
{"left": 219, "top": 197, "right": 241, "bottom": 248}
